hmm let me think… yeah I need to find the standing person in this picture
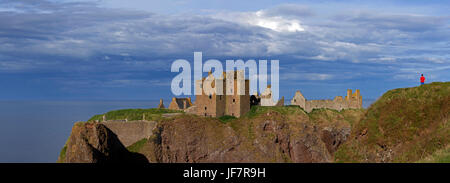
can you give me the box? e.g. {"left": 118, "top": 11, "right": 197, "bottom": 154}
{"left": 420, "top": 74, "right": 425, "bottom": 85}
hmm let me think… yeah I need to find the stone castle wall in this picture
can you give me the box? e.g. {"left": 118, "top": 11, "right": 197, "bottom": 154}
{"left": 101, "top": 121, "right": 156, "bottom": 146}
{"left": 291, "top": 89, "right": 362, "bottom": 112}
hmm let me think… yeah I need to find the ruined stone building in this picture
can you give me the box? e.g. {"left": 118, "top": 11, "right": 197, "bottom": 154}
{"left": 157, "top": 99, "right": 165, "bottom": 109}
{"left": 168, "top": 97, "right": 193, "bottom": 110}
{"left": 290, "top": 89, "right": 362, "bottom": 112}
{"left": 195, "top": 70, "right": 250, "bottom": 117}
{"left": 260, "top": 85, "right": 284, "bottom": 106}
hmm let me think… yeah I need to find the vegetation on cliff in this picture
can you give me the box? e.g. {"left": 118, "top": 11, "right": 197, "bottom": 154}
{"left": 335, "top": 82, "right": 449, "bottom": 162}
{"left": 88, "top": 108, "right": 181, "bottom": 122}
{"left": 59, "top": 82, "right": 449, "bottom": 163}
{"left": 127, "top": 138, "right": 149, "bottom": 153}
{"left": 128, "top": 105, "right": 364, "bottom": 163}
{"left": 417, "top": 145, "right": 450, "bottom": 163}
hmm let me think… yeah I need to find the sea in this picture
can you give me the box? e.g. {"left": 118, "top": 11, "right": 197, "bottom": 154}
{"left": 0, "top": 99, "right": 375, "bottom": 162}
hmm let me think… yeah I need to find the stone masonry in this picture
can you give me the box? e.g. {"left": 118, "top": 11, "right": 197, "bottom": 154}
{"left": 290, "top": 89, "right": 362, "bottom": 112}
{"left": 195, "top": 70, "right": 250, "bottom": 117}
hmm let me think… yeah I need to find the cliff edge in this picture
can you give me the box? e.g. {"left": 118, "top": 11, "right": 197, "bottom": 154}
{"left": 59, "top": 82, "right": 449, "bottom": 163}
{"left": 335, "top": 82, "right": 449, "bottom": 162}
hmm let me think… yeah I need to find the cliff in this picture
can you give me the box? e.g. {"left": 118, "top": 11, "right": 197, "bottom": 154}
{"left": 335, "top": 82, "right": 450, "bottom": 162}
{"left": 144, "top": 108, "right": 361, "bottom": 162}
{"left": 60, "top": 107, "right": 363, "bottom": 163}
{"left": 59, "top": 82, "right": 449, "bottom": 163}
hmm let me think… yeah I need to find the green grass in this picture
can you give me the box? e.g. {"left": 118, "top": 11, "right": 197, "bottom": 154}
{"left": 417, "top": 146, "right": 450, "bottom": 163}
{"left": 88, "top": 108, "right": 181, "bottom": 122}
{"left": 434, "top": 151, "right": 450, "bottom": 163}
{"left": 57, "top": 145, "right": 67, "bottom": 163}
{"left": 126, "top": 138, "right": 149, "bottom": 153}
{"left": 218, "top": 115, "right": 237, "bottom": 123}
{"left": 57, "top": 135, "right": 73, "bottom": 163}
{"left": 335, "top": 82, "right": 450, "bottom": 162}
{"left": 244, "top": 105, "right": 306, "bottom": 119}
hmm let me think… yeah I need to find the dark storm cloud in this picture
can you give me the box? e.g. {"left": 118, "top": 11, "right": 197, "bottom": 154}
{"left": 0, "top": 0, "right": 448, "bottom": 100}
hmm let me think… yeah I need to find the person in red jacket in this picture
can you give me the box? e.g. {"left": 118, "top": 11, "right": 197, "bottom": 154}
{"left": 420, "top": 74, "right": 425, "bottom": 85}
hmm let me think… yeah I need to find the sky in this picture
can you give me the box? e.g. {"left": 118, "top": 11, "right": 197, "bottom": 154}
{"left": 0, "top": 0, "right": 449, "bottom": 101}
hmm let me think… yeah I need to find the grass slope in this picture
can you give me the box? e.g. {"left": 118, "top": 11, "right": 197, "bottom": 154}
{"left": 335, "top": 82, "right": 450, "bottom": 162}
{"left": 417, "top": 145, "right": 450, "bottom": 163}
{"left": 88, "top": 108, "right": 181, "bottom": 122}
{"left": 127, "top": 138, "right": 149, "bottom": 153}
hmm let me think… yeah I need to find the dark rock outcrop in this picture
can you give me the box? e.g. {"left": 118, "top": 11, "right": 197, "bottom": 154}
{"left": 61, "top": 123, "right": 148, "bottom": 163}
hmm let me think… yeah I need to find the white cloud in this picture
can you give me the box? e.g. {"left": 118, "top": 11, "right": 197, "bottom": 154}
{"left": 211, "top": 9, "right": 305, "bottom": 33}
{"left": 251, "top": 10, "right": 304, "bottom": 32}
{"left": 368, "top": 57, "right": 396, "bottom": 63}
{"left": 281, "top": 73, "right": 334, "bottom": 81}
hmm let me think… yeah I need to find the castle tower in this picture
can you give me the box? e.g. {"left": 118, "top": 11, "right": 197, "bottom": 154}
{"left": 354, "top": 89, "right": 360, "bottom": 99}
{"left": 195, "top": 71, "right": 226, "bottom": 117}
{"left": 195, "top": 70, "right": 249, "bottom": 117}
{"left": 225, "top": 70, "right": 250, "bottom": 117}
{"left": 346, "top": 89, "right": 352, "bottom": 101}
{"left": 157, "top": 99, "right": 165, "bottom": 109}
{"left": 354, "top": 89, "right": 362, "bottom": 107}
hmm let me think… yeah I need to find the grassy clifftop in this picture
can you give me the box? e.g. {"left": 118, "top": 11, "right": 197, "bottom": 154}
{"left": 88, "top": 108, "right": 181, "bottom": 122}
{"left": 335, "top": 82, "right": 450, "bottom": 162}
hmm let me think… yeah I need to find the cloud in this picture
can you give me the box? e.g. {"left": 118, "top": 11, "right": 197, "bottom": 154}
{"left": 261, "top": 4, "right": 314, "bottom": 18}
{"left": 251, "top": 10, "right": 305, "bottom": 32}
{"left": 2, "top": 1, "right": 447, "bottom": 65}
{"left": 211, "top": 7, "right": 306, "bottom": 33}
{"left": 0, "top": 0, "right": 449, "bottom": 99}
{"left": 281, "top": 72, "right": 334, "bottom": 81}
{"left": 339, "top": 12, "right": 447, "bottom": 32}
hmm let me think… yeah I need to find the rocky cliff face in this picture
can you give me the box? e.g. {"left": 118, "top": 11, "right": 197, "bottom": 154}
{"left": 59, "top": 106, "right": 362, "bottom": 163}
{"left": 147, "top": 109, "right": 352, "bottom": 163}
{"left": 59, "top": 122, "right": 148, "bottom": 163}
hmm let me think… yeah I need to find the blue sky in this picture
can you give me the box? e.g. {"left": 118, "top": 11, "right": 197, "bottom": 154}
{"left": 0, "top": 0, "right": 449, "bottom": 101}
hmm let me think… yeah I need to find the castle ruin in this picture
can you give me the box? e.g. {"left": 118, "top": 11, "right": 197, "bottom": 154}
{"left": 157, "top": 99, "right": 165, "bottom": 109}
{"left": 194, "top": 70, "right": 250, "bottom": 117}
{"left": 260, "top": 85, "right": 284, "bottom": 106}
{"left": 168, "top": 97, "right": 192, "bottom": 110}
{"left": 163, "top": 69, "right": 362, "bottom": 117}
{"left": 290, "top": 89, "right": 362, "bottom": 112}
